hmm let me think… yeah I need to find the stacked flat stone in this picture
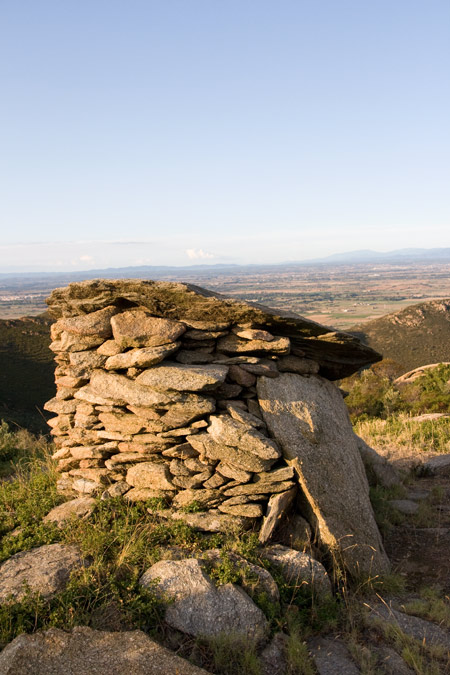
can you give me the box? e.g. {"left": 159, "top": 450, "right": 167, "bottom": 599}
{"left": 45, "top": 280, "right": 391, "bottom": 579}
{"left": 45, "top": 301, "right": 320, "bottom": 528}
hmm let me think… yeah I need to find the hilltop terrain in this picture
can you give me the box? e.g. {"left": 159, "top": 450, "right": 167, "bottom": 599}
{"left": 349, "top": 299, "right": 450, "bottom": 373}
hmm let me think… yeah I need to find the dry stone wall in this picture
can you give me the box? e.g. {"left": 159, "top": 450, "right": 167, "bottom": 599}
{"left": 45, "top": 279, "right": 387, "bottom": 576}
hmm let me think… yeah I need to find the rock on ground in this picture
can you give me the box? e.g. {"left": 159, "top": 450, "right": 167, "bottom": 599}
{"left": 367, "top": 603, "right": 450, "bottom": 649}
{"left": 0, "top": 544, "right": 89, "bottom": 603}
{"left": 0, "top": 626, "right": 211, "bottom": 675}
{"left": 257, "top": 373, "right": 390, "bottom": 578}
{"left": 261, "top": 545, "right": 332, "bottom": 596}
{"left": 43, "top": 497, "right": 96, "bottom": 527}
{"left": 355, "top": 436, "right": 400, "bottom": 488}
{"left": 140, "top": 558, "right": 268, "bottom": 641}
{"left": 308, "top": 636, "right": 360, "bottom": 674}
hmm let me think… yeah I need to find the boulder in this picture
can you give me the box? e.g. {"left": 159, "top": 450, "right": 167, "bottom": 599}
{"left": 126, "top": 462, "right": 175, "bottom": 490}
{"left": 47, "top": 279, "right": 381, "bottom": 379}
{"left": 140, "top": 558, "right": 268, "bottom": 640}
{"left": 355, "top": 436, "right": 400, "bottom": 488}
{"left": 257, "top": 373, "right": 390, "bottom": 577}
{"left": 207, "top": 415, "right": 281, "bottom": 461}
{"left": 262, "top": 545, "right": 332, "bottom": 596}
{"left": 308, "top": 636, "right": 360, "bottom": 674}
{"left": 0, "top": 544, "right": 89, "bottom": 603}
{"left": 0, "top": 626, "right": 211, "bottom": 675}
{"left": 104, "top": 343, "right": 180, "bottom": 369}
{"left": 43, "top": 497, "right": 96, "bottom": 527}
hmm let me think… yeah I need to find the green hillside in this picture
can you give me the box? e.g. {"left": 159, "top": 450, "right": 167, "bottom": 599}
{"left": 0, "top": 314, "right": 54, "bottom": 432}
{"left": 349, "top": 299, "right": 450, "bottom": 373}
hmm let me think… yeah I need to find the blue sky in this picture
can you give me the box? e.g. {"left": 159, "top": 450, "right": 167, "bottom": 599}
{"left": 1, "top": 1, "right": 449, "bottom": 271}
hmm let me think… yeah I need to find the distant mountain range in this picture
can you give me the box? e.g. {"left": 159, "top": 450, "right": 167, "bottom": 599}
{"left": 349, "top": 299, "right": 450, "bottom": 372}
{"left": 1, "top": 248, "right": 450, "bottom": 287}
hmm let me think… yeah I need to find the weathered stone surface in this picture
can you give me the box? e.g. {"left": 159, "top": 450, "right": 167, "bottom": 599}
{"left": 136, "top": 363, "right": 228, "bottom": 391}
{"left": 126, "top": 462, "right": 175, "bottom": 490}
{"left": 44, "top": 397, "right": 78, "bottom": 414}
{"left": 217, "top": 333, "right": 290, "bottom": 355}
{"left": 308, "top": 636, "right": 360, "bottom": 675}
{"left": 356, "top": 436, "right": 400, "bottom": 488}
{"left": 374, "top": 646, "right": 414, "bottom": 675}
{"left": 225, "top": 402, "right": 265, "bottom": 428}
{"left": 202, "top": 549, "right": 280, "bottom": 603}
{"left": 104, "top": 343, "right": 180, "bottom": 370}
{"left": 0, "top": 544, "right": 89, "bottom": 602}
{"left": 257, "top": 373, "right": 390, "bottom": 577}
{"left": 175, "top": 349, "right": 215, "bottom": 364}
{"left": 233, "top": 327, "right": 274, "bottom": 341}
{"left": 262, "top": 545, "right": 332, "bottom": 596}
{"left": 259, "top": 633, "right": 289, "bottom": 675}
{"left": 216, "top": 461, "right": 252, "bottom": 482}
{"left": 187, "top": 434, "right": 275, "bottom": 473}
{"left": 259, "top": 487, "right": 297, "bottom": 544}
{"left": 111, "top": 309, "right": 186, "bottom": 348}
{"left": 228, "top": 365, "right": 256, "bottom": 387}
{"left": 89, "top": 370, "right": 173, "bottom": 407}
{"left": 43, "top": 497, "right": 96, "bottom": 526}
{"left": 50, "top": 332, "right": 106, "bottom": 353}
{"left": 57, "top": 306, "right": 117, "bottom": 337}
{"left": 183, "top": 328, "right": 228, "bottom": 340}
{"left": 388, "top": 499, "right": 419, "bottom": 515}
{"left": 47, "top": 279, "right": 380, "bottom": 379}
{"left": 208, "top": 415, "right": 281, "bottom": 461}
{"left": 101, "top": 481, "right": 130, "bottom": 499}
{"left": 72, "top": 478, "right": 101, "bottom": 494}
{"left": 140, "top": 558, "right": 268, "bottom": 640}
{"left": 97, "top": 339, "right": 122, "bottom": 356}
{"left": 420, "top": 453, "right": 450, "bottom": 476}
{"left": 0, "top": 626, "right": 211, "bottom": 675}
{"left": 280, "top": 513, "right": 313, "bottom": 551}
{"left": 218, "top": 503, "right": 263, "bottom": 517}
{"left": 172, "top": 489, "right": 222, "bottom": 509}
{"left": 98, "top": 412, "right": 146, "bottom": 435}
{"left": 69, "top": 350, "right": 107, "bottom": 372}
{"left": 222, "top": 480, "right": 295, "bottom": 497}
{"left": 125, "top": 488, "right": 175, "bottom": 502}
{"left": 169, "top": 509, "right": 251, "bottom": 532}
{"left": 278, "top": 355, "right": 320, "bottom": 375}
{"left": 367, "top": 603, "right": 450, "bottom": 649}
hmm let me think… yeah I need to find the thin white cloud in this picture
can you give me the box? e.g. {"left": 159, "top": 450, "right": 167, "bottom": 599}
{"left": 186, "top": 248, "right": 215, "bottom": 260}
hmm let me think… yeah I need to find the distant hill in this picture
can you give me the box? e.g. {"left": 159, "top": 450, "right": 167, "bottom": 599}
{"left": 0, "top": 315, "right": 54, "bottom": 432}
{"left": 349, "top": 299, "right": 450, "bottom": 373}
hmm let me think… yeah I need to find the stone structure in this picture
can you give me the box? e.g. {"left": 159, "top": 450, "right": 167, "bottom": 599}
{"left": 45, "top": 279, "right": 388, "bottom": 576}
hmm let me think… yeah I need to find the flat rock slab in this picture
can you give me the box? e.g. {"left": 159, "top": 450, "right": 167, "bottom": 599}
{"left": 257, "top": 373, "right": 390, "bottom": 577}
{"left": 46, "top": 279, "right": 381, "bottom": 379}
{"left": 420, "top": 454, "right": 450, "bottom": 476}
{"left": 259, "top": 633, "right": 289, "bottom": 675}
{"left": 0, "top": 626, "right": 211, "bottom": 675}
{"left": 367, "top": 603, "right": 450, "bottom": 649}
{"left": 140, "top": 558, "right": 268, "bottom": 641}
{"left": 308, "top": 637, "right": 360, "bottom": 674}
{"left": 262, "top": 545, "right": 331, "bottom": 596}
{"left": 0, "top": 544, "right": 89, "bottom": 603}
{"left": 136, "top": 362, "right": 228, "bottom": 391}
{"left": 43, "top": 497, "right": 96, "bottom": 527}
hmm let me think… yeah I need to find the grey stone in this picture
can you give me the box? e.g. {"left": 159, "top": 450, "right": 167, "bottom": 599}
{"left": 278, "top": 355, "right": 320, "bottom": 375}
{"left": 259, "top": 633, "right": 289, "bottom": 675}
{"left": 202, "top": 549, "right": 279, "bottom": 603}
{"left": 0, "top": 544, "right": 89, "bottom": 603}
{"left": 259, "top": 487, "right": 297, "bottom": 544}
{"left": 126, "top": 462, "right": 175, "bottom": 490}
{"left": 356, "top": 436, "right": 400, "bottom": 488}
{"left": 222, "top": 480, "right": 295, "bottom": 497}
{"left": 136, "top": 362, "right": 228, "bottom": 391}
{"left": 420, "top": 454, "right": 450, "bottom": 476}
{"left": 257, "top": 373, "right": 390, "bottom": 577}
{"left": 280, "top": 513, "right": 313, "bottom": 550}
{"left": 187, "top": 433, "right": 275, "bottom": 473}
{"left": 140, "top": 558, "right": 268, "bottom": 640}
{"left": 43, "top": 497, "right": 96, "bottom": 527}
{"left": 89, "top": 370, "right": 172, "bottom": 407}
{"left": 111, "top": 308, "right": 186, "bottom": 348}
{"left": 172, "top": 489, "right": 222, "bottom": 510}
{"left": 100, "top": 482, "right": 130, "bottom": 499}
{"left": 388, "top": 499, "right": 419, "bottom": 515}
{"left": 208, "top": 415, "right": 281, "bottom": 461}
{"left": 217, "top": 333, "right": 290, "bottom": 354}
{"left": 367, "top": 603, "right": 450, "bottom": 649}
{"left": 57, "top": 306, "right": 117, "bottom": 337}
{"left": 104, "top": 343, "right": 180, "bottom": 370}
{"left": 175, "top": 350, "right": 216, "bottom": 364}
{"left": 125, "top": 488, "right": 175, "bottom": 502}
{"left": 72, "top": 478, "right": 101, "bottom": 494}
{"left": 225, "top": 402, "right": 265, "bottom": 428}
{"left": 308, "top": 636, "right": 360, "bottom": 674}
{"left": 0, "top": 626, "right": 211, "bottom": 675}
{"left": 228, "top": 365, "right": 256, "bottom": 387}
{"left": 168, "top": 509, "right": 251, "bottom": 532}
{"left": 374, "top": 645, "right": 414, "bottom": 674}
{"left": 69, "top": 350, "right": 107, "bottom": 373}
{"left": 97, "top": 339, "right": 122, "bottom": 355}
{"left": 44, "top": 397, "right": 78, "bottom": 414}
{"left": 216, "top": 461, "right": 252, "bottom": 482}
{"left": 218, "top": 503, "right": 263, "bottom": 517}
{"left": 262, "top": 545, "right": 332, "bottom": 596}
